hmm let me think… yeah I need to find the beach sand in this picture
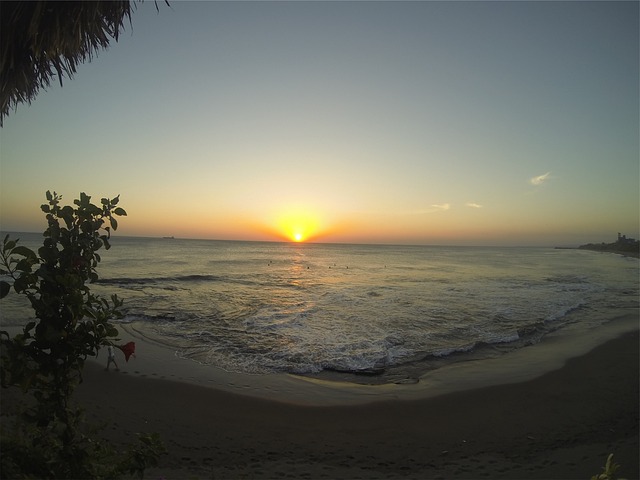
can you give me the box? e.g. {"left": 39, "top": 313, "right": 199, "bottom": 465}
{"left": 2, "top": 317, "right": 639, "bottom": 479}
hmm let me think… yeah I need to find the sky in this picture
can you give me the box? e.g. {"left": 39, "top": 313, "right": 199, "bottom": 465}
{"left": 1, "top": 1, "right": 638, "bottom": 246}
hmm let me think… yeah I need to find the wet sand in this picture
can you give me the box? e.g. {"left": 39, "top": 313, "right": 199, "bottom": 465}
{"left": 67, "top": 328, "right": 639, "bottom": 479}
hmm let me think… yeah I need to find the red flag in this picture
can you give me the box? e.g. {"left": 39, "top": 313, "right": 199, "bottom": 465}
{"left": 118, "top": 342, "right": 136, "bottom": 362}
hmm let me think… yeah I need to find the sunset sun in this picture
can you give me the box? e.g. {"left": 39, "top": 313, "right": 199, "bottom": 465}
{"left": 269, "top": 206, "right": 325, "bottom": 243}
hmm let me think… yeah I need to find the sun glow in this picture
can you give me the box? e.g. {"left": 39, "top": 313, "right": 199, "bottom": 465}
{"left": 270, "top": 206, "right": 324, "bottom": 243}
{"left": 285, "top": 222, "right": 311, "bottom": 243}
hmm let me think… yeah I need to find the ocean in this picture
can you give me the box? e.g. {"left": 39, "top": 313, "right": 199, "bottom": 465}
{"left": 1, "top": 234, "right": 638, "bottom": 384}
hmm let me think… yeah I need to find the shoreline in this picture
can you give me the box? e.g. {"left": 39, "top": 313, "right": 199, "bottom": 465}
{"left": 2, "top": 310, "right": 637, "bottom": 406}
{"left": 571, "top": 244, "right": 640, "bottom": 259}
{"left": 2, "top": 313, "right": 638, "bottom": 478}
{"left": 85, "top": 311, "right": 639, "bottom": 406}
{"left": 74, "top": 326, "right": 638, "bottom": 479}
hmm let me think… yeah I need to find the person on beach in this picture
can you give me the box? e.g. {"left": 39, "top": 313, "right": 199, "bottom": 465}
{"left": 106, "top": 345, "right": 119, "bottom": 371}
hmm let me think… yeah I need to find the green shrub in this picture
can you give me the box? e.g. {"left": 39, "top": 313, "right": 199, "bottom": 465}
{"left": 591, "top": 454, "right": 626, "bottom": 480}
{"left": 1, "top": 191, "right": 164, "bottom": 479}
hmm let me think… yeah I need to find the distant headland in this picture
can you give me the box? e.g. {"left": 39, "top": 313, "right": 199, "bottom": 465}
{"left": 577, "top": 233, "right": 639, "bottom": 258}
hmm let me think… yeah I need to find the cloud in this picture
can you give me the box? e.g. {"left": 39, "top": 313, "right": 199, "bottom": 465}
{"left": 466, "top": 202, "right": 483, "bottom": 209}
{"left": 530, "top": 172, "right": 551, "bottom": 186}
{"left": 395, "top": 204, "right": 450, "bottom": 216}
{"left": 431, "top": 203, "right": 451, "bottom": 211}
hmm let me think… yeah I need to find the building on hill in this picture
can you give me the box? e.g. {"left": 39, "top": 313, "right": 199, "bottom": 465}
{"left": 617, "top": 233, "right": 637, "bottom": 245}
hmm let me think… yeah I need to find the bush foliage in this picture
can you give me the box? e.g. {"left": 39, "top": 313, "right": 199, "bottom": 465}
{"left": 591, "top": 454, "right": 626, "bottom": 480}
{"left": 0, "top": 191, "right": 164, "bottom": 479}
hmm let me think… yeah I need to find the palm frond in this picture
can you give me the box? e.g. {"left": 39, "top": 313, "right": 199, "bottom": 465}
{"left": 0, "top": 1, "right": 136, "bottom": 126}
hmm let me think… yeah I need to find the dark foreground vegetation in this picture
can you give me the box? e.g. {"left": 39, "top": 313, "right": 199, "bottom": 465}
{"left": 1, "top": 192, "right": 164, "bottom": 479}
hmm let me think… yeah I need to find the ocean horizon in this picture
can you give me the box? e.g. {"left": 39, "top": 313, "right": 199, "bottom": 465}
{"left": 3, "top": 230, "right": 593, "bottom": 248}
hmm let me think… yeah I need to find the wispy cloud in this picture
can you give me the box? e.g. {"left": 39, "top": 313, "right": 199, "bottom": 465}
{"left": 396, "top": 204, "right": 451, "bottom": 216}
{"left": 466, "top": 202, "right": 483, "bottom": 209}
{"left": 431, "top": 203, "right": 451, "bottom": 211}
{"left": 530, "top": 172, "right": 551, "bottom": 186}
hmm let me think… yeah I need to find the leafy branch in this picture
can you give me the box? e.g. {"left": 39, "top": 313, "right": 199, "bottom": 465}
{"left": 0, "top": 191, "right": 164, "bottom": 479}
{"left": 591, "top": 454, "right": 627, "bottom": 480}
